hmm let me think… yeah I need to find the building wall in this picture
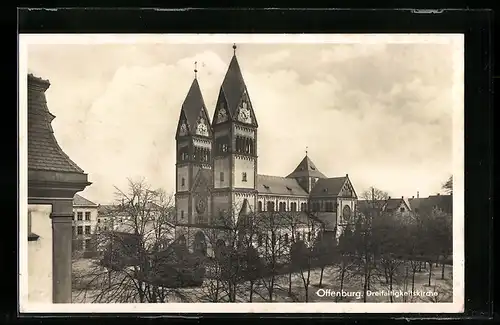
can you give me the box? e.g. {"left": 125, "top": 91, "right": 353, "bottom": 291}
{"left": 176, "top": 195, "right": 189, "bottom": 224}
{"left": 177, "top": 165, "right": 190, "bottom": 192}
{"left": 338, "top": 198, "right": 356, "bottom": 224}
{"left": 212, "top": 192, "right": 230, "bottom": 217}
{"left": 27, "top": 204, "right": 53, "bottom": 303}
{"left": 257, "top": 194, "right": 309, "bottom": 212}
{"left": 232, "top": 156, "right": 255, "bottom": 189}
{"left": 73, "top": 206, "right": 98, "bottom": 251}
{"left": 213, "top": 157, "right": 230, "bottom": 188}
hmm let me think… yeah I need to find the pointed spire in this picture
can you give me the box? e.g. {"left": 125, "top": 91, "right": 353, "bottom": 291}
{"left": 239, "top": 198, "right": 252, "bottom": 217}
{"left": 221, "top": 47, "right": 247, "bottom": 116}
{"left": 287, "top": 155, "right": 327, "bottom": 179}
{"left": 180, "top": 78, "right": 210, "bottom": 134}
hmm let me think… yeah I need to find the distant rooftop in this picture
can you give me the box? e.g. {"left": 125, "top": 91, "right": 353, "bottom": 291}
{"left": 73, "top": 194, "right": 98, "bottom": 207}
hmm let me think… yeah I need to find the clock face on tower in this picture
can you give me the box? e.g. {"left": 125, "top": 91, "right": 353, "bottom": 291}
{"left": 237, "top": 100, "right": 252, "bottom": 124}
{"left": 196, "top": 117, "right": 209, "bottom": 136}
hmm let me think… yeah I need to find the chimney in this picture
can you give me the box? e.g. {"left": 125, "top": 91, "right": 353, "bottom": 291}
{"left": 417, "top": 191, "right": 419, "bottom": 198}
{"left": 388, "top": 196, "right": 391, "bottom": 199}
{"left": 412, "top": 196, "right": 414, "bottom": 199}
{"left": 437, "top": 193, "right": 440, "bottom": 196}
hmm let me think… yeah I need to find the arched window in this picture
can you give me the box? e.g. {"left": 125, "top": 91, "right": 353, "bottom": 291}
{"left": 258, "top": 201, "right": 263, "bottom": 212}
{"left": 267, "top": 201, "right": 275, "bottom": 212}
{"left": 343, "top": 205, "right": 352, "bottom": 222}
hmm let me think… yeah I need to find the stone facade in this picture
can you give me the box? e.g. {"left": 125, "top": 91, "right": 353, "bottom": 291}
{"left": 173, "top": 49, "right": 359, "bottom": 250}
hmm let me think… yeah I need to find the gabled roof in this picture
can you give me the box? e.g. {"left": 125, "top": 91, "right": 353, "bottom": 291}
{"left": 192, "top": 169, "right": 213, "bottom": 192}
{"left": 357, "top": 197, "right": 411, "bottom": 215}
{"left": 179, "top": 78, "right": 211, "bottom": 135}
{"left": 73, "top": 194, "right": 97, "bottom": 207}
{"left": 28, "top": 74, "right": 87, "bottom": 174}
{"left": 239, "top": 198, "right": 252, "bottom": 217}
{"left": 257, "top": 175, "right": 308, "bottom": 196}
{"left": 309, "top": 177, "right": 347, "bottom": 197}
{"left": 408, "top": 194, "right": 452, "bottom": 215}
{"left": 384, "top": 198, "right": 408, "bottom": 212}
{"left": 221, "top": 55, "right": 247, "bottom": 116}
{"left": 287, "top": 155, "right": 327, "bottom": 179}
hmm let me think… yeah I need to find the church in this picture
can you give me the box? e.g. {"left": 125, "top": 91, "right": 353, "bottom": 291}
{"left": 174, "top": 45, "right": 358, "bottom": 251}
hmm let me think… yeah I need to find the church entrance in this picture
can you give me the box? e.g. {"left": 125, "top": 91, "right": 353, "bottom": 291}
{"left": 193, "top": 231, "right": 207, "bottom": 256}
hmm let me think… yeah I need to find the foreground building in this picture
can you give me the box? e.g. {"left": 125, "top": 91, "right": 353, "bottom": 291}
{"left": 174, "top": 45, "right": 358, "bottom": 252}
{"left": 27, "top": 74, "right": 91, "bottom": 303}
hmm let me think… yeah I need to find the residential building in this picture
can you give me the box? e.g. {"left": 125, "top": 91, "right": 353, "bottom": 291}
{"left": 173, "top": 45, "right": 358, "bottom": 252}
{"left": 357, "top": 196, "right": 413, "bottom": 223}
{"left": 26, "top": 73, "right": 91, "bottom": 303}
{"left": 72, "top": 194, "right": 98, "bottom": 252}
{"left": 408, "top": 193, "right": 453, "bottom": 217}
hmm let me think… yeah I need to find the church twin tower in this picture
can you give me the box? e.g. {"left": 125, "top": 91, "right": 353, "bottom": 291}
{"left": 175, "top": 45, "right": 258, "bottom": 225}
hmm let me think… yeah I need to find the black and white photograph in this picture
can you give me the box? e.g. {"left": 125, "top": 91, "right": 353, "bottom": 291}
{"left": 19, "top": 34, "right": 464, "bottom": 313}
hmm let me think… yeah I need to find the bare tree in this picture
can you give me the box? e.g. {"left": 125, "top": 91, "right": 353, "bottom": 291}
{"left": 442, "top": 176, "right": 453, "bottom": 195}
{"left": 73, "top": 178, "right": 200, "bottom": 303}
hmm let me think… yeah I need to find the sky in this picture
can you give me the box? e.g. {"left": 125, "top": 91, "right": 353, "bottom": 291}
{"left": 24, "top": 35, "right": 463, "bottom": 204}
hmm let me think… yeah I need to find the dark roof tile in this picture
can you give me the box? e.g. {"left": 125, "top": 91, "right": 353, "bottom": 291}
{"left": 257, "top": 175, "right": 308, "bottom": 196}
{"left": 73, "top": 194, "right": 97, "bottom": 206}
{"left": 310, "top": 177, "right": 347, "bottom": 197}
{"left": 28, "top": 74, "right": 86, "bottom": 174}
{"left": 287, "top": 155, "right": 327, "bottom": 179}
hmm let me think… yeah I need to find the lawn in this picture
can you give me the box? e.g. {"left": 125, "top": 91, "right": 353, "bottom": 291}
{"left": 71, "top": 258, "right": 453, "bottom": 303}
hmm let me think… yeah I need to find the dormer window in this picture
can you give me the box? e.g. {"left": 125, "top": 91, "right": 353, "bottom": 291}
{"left": 311, "top": 166, "right": 316, "bottom": 170}
{"left": 286, "top": 186, "right": 292, "bottom": 191}
{"left": 263, "top": 185, "right": 270, "bottom": 190}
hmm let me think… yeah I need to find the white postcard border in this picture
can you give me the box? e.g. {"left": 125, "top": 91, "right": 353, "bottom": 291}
{"left": 18, "top": 33, "right": 465, "bottom": 314}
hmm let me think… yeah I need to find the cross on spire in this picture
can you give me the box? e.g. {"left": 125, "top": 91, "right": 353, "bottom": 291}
{"left": 233, "top": 43, "right": 237, "bottom": 55}
{"left": 306, "top": 146, "right": 308, "bottom": 156}
{"left": 194, "top": 61, "right": 198, "bottom": 79}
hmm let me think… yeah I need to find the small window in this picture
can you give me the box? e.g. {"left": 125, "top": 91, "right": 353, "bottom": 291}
{"left": 97, "top": 219, "right": 101, "bottom": 223}
{"left": 220, "top": 172, "right": 224, "bottom": 182}
{"left": 181, "top": 210, "right": 184, "bottom": 219}
{"left": 85, "top": 212, "right": 91, "bottom": 221}
{"left": 85, "top": 226, "right": 91, "bottom": 234}
{"left": 258, "top": 201, "right": 263, "bottom": 212}
{"left": 77, "top": 226, "right": 83, "bottom": 235}
{"left": 400, "top": 207, "right": 405, "bottom": 213}
{"left": 181, "top": 178, "right": 185, "bottom": 187}
{"left": 77, "top": 212, "right": 83, "bottom": 221}
{"left": 242, "top": 172, "right": 247, "bottom": 182}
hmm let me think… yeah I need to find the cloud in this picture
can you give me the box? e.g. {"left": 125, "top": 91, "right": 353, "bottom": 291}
{"left": 27, "top": 41, "right": 458, "bottom": 203}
